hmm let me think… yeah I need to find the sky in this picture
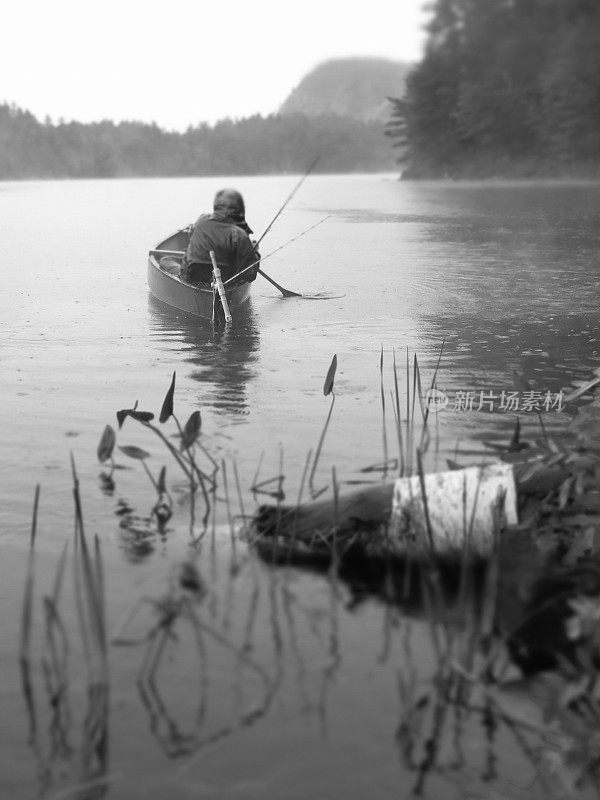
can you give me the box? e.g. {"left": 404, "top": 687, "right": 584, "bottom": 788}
{"left": 1, "top": 0, "right": 429, "bottom": 130}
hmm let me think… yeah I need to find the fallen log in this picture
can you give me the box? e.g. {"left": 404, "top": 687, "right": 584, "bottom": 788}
{"left": 253, "top": 481, "right": 394, "bottom": 548}
{"left": 249, "top": 474, "right": 600, "bottom": 680}
{"left": 251, "top": 463, "right": 517, "bottom": 558}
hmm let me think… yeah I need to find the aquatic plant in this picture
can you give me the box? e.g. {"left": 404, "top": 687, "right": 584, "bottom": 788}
{"left": 19, "top": 461, "right": 111, "bottom": 799}
{"left": 103, "top": 372, "right": 220, "bottom": 538}
{"left": 111, "top": 555, "right": 277, "bottom": 760}
{"left": 245, "top": 364, "right": 600, "bottom": 794}
{"left": 308, "top": 353, "right": 337, "bottom": 498}
{"left": 21, "top": 352, "right": 600, "bottom": 798}
{"left": 19, "top": 485, "right": 40, "bottom": 744}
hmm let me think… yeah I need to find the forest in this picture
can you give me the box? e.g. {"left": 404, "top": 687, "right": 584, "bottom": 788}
{"left": 386, "top": 0, "right": 600, "bottom": 178}
{"left": 4, "top": 1, "right": 599, "bottom": 181}
{"left": 0, "top": 106, "right": 394, "bottom": 179}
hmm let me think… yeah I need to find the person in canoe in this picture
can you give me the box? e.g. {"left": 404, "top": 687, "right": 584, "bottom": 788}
{"left": 181, "top": 189, "right": 260, "bottom": 285}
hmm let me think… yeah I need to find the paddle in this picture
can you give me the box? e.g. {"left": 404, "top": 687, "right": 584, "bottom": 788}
{"left": 223, "top": 216, "right": 332, "bottom": 295}
{"left": 256, "top": 268, "right": 301, "bottom": 298}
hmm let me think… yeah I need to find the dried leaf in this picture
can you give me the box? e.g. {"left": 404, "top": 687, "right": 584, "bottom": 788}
{"left": 517, "top": 464, "right": 569, "bottom": 494}
{"left": 180, "top": 411, "right": 201, "bottom": 450}
{"left": 360, "top": 459, "right": 397, "bottom": 473}
{"left": 545, "top": 437, "right": 567, "bottom": 455}
{"left": 500, "top": 450, "right": 544, "bottom": 464}
{"left": 564, "top": 377, "right": 600, "bottom": 405}
{"left": 482, "top": 440, "right": 509, "bottom": 453}
{"left": 544, "top": 452, "right": 567, "bottom": 467}
{"left": 118, "top": 445, "right": 150, "bottom": 460}
{"left": 558, "top": 476, "right": 574, "bottom": 510}
{"left": 566, "top": 454, "right": 597, "bottom": 470}
{"left": 570, "top": 411, "right": 600, "bottom": 446}
{"left": 97, "top": 425, "right": 116, "bottom": 463}
{"left": 159, "top": 372, "right": 176, "bottom": 423}
{"left": 323, "top": 354, "right": 337, "bottom": 396}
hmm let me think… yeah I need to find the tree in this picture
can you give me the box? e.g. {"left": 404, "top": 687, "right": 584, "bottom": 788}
{"left": 386, "top": 0, "right": 600, "bottom": 177}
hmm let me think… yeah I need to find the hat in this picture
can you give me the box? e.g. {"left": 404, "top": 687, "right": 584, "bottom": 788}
{"left": 214, "top": 188, "right": 252, "bottom": 233}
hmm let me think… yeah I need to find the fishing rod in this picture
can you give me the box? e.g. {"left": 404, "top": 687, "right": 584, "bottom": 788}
{"left": 256, "top": 155, "right": 321, "bottom": 246}
{"left": 223, "top": 216, "right": 331, "bottom": 297}
{"left": 248, "top": 155, "right": 322, "bottom": 297}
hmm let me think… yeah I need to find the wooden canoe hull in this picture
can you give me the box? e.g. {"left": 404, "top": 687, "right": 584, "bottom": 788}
{"left": 147, "top": 228, "right": 252, "bottom": 321}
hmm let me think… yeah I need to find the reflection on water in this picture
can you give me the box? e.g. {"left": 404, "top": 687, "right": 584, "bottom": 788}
{"left": 5, "top": 176, "right": 600, "bottom": 799}
{"left": 405, "top": 182, "right": 600, "bottom": 449}
{"left": 23, "top": 526, "right": 599, "bottom": 799}
{"left": 3, "top": 176, "right": 600, "bottom": 522}
{"left": 148, "top": 296, "right": 260, "bottom": 417}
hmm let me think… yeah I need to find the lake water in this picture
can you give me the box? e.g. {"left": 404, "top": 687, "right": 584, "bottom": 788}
{"left": 2, "top": 175, "right": 600, "bottom": 799}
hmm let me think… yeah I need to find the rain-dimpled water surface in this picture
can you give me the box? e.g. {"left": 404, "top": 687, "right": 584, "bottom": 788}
{"left": 2, "top": 175, "right": 600, "bottom": 799}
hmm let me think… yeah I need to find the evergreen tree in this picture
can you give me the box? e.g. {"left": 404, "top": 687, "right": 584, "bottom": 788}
{"left": 387, "top": 0, "right": 600, "bottom": 177}
{"left": 0, "top": 105, "right": 397, "bottom": 179}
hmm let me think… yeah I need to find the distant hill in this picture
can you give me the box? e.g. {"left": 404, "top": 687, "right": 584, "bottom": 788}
{"left": 280, "top": 58, "right": 411, "bottom": 121}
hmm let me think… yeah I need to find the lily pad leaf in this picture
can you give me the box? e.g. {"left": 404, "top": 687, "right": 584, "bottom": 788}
{"left": 157, "top": 465, "right": 167, "bottom": 494}
{"left": 159, "top": 372, "right": 176, "bottom": 423}
{"left": 118, "top": 445, "right": 150, "bottom": 460}
{"left": 180, "top": 411, "right": 201, "bottom": 450}
{"left": 116, "top": 409, "right": 131, "bottom": 429}
{"left": 129, "top": 411, "right": 155, "bottom": 423}
{"left": 97, "top": 425, "right": 116, "bottom": 463}
{"left": 323, "top": 354, "right": 337, "bottom": 396}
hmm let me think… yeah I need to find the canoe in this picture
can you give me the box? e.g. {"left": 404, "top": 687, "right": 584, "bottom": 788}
{"left": 147, "top": 228, "right": 253, "bottom": 322}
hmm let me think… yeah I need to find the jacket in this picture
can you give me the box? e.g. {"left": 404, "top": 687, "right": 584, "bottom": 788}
{"left": 183, "top": 211, "right": 257, "bottom": 284}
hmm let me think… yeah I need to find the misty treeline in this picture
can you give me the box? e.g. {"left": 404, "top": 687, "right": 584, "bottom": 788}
{"left": 387, "top": 0, "right": 600, "bottom": 178}
{"left": 0, "top": 105, "right": 394, "bottom": 179}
